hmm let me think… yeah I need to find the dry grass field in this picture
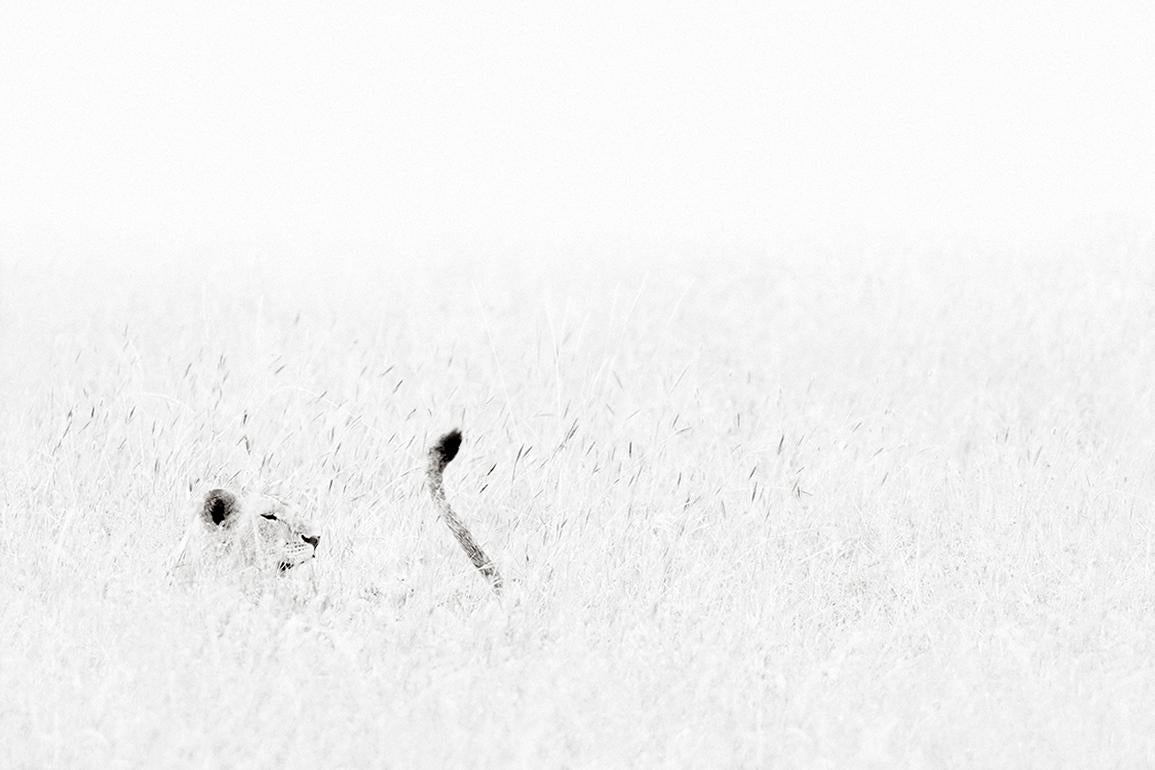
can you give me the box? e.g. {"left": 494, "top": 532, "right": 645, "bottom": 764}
{"left": 3, "top": 241, "right": 1155, "bottom": 767}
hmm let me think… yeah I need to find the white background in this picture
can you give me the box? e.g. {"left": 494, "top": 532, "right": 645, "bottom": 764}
{"left": 3, "top": 1, "right": 1154, "bottom": 260}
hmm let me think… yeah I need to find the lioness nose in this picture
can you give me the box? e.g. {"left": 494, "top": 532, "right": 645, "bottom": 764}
{"left": 302, "top": 534, "right": 320, "bottom": 549}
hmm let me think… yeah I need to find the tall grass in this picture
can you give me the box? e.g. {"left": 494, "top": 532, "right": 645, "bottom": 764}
{"left": 3, "top": 241, "right": 1154, "bottom": 766}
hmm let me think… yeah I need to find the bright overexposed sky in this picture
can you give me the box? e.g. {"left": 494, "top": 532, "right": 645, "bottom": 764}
{"left": 2, "top": 1, "right": 1153, "bottom": 259}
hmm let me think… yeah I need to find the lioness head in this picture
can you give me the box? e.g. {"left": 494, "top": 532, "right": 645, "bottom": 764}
{"left": 176, "top": 488, "right": 320, "bottom": 573}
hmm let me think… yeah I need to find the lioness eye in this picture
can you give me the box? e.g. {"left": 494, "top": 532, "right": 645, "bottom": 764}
{"left": 261, "top": 513, "right": 279, "bottom": 521}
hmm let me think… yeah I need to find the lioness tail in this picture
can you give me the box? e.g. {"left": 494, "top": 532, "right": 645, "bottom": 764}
{"left": 426, "top": 429, "right": 503, "bottom": 595}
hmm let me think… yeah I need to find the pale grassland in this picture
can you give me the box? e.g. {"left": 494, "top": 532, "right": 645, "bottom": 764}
{"left": 2, "top": 239, "right": 1155, "bottom": 767}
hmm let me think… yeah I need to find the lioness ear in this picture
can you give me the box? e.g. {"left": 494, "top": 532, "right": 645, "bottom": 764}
{"left": 202, "top": 488, "right": 238, "bottom": 526}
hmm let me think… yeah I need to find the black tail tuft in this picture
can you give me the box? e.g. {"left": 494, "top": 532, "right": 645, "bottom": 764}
{"left": 433, "top": 429, "right": 462, "bottom": 464}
